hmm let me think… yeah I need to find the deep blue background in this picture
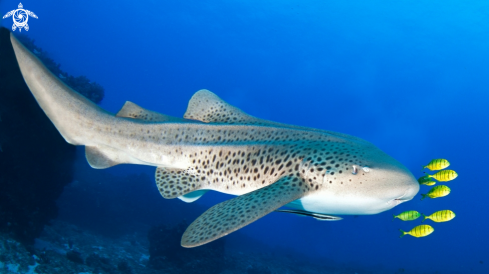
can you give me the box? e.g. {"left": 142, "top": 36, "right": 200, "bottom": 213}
{"left": 2, "top": 0, "right": 488, "bottom": 273}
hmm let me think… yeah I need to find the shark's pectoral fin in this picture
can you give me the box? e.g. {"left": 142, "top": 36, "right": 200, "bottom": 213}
{"left": 85, "top": 145, "right": 147, "bottom": 169}
{"left": 155, "top": 167, "right": 206, "bottom": 199}
{"left": 116, "top": 101, "right": 186, "bottom": 122}
{"left": 181, "top": 175, "right": 306, "bottom": 248}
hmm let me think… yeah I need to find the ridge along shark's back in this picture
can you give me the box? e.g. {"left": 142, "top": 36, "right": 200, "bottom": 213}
{"left": 9, "top": 33, "right": 419, "bottom": 248}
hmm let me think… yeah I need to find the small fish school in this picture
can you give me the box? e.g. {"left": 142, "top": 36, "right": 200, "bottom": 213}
{"left": 394, "top": 158, "right": 457, "bottom": 238}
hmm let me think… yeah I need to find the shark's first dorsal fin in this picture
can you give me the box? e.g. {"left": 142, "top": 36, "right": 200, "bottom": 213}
{"left": 184, "top": 90, "right": 368, "bottom": 143}
{"left": 116, "top": 101, "right": 186, "bottom": 122}
{"left": 184, "top": 90, "right": 263, "bottom": 124}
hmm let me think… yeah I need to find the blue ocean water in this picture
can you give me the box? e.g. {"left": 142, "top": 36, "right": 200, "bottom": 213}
{"left": 1, "top": 0, "right": 488, "bottom": 273}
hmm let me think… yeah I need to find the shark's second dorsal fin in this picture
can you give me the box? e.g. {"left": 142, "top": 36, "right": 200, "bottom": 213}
{"left": 184, "top": 90, "right": 264, "bottom": 124}
{"left": 116, "top": 101, "right": 186, "bottom": 122}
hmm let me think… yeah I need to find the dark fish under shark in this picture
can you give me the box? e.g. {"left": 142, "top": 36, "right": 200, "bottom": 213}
{"left": 9, "top": 33, "right": 419, "bottom": 248}
{"left": 275, "top": 209, "right": 343, "bottom": 221}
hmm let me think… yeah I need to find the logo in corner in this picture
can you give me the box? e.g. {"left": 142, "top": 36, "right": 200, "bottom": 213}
{"left": 2, "top": 3, "right": 38, "bottom": 32}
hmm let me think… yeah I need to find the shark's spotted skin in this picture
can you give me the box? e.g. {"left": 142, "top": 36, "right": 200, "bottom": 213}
{"left": 10, "top": 33, "right": 419, "bottom": 248}
{"left": 154, "top": 135, "right": 368, "bottom": 199}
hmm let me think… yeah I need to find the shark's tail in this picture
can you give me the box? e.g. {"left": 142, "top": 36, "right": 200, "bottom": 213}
{"left": 9, "top": 33, "right": 111, "bottom": 146}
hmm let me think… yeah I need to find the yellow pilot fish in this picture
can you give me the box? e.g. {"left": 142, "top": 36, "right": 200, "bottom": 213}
{"left": 418, "top": 175, "right": 436, "bottom": 186}
{"left": 423, "top": 159, "right": 450, "bottom": 171}
{"left": 399, "top": 225, "right": 434, "bottom": 238}
{"left": 426, "top": 170, "right": 458, "bottom": 182}
{"left": 421, "top": 185, "right": 450, "bottom": 200}
{"left": 422, "top": 210, "right": 456, "bottom": 223}
{"left": 393, "top": 211, "right": 421, "bottom": 221}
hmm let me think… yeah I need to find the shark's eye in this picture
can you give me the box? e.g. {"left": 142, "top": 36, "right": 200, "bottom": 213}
{"left": 352, "top": 165, "right": 358, "bottom": 175}
{"left": 362, "top": 166, "right": 370, "bottom": 172}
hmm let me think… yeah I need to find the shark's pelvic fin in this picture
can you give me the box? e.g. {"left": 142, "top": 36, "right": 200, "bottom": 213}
{"left": 178, "top": 190, "right": 210, "bottom": 203}
{"left": 181, "top": 175, "right": 305, "bottom": 248}
{"left": 116, "top": 101, "right": 186, "bottom": 122}
{"left": 155, "top": 167, "right": 206, "bottom": 199}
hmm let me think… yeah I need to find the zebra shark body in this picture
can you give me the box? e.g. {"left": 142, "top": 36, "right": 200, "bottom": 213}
{"left": 9, "top": 33, "right": 419, "bottom": 247}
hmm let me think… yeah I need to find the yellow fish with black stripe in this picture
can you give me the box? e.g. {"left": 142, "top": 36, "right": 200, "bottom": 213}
{"left": 423, "top": 159, "right": 450, "bottom": 171}
{"left": 417, "top": 175, "right": 436, "bottom": 186}
{"left": 399, "top": 224, "right": 434, "bottom": 238}
{"left": 425, "top": 170, "right": 458, "bottom": 182}
{"left": 422, "top": 210, "right": 456, "bottom": 223}
{"left": 393, "top": 211, "right": 420, "bottom": 221}
{"left": 421, "top": 185, "right": 450, "bottom": 200}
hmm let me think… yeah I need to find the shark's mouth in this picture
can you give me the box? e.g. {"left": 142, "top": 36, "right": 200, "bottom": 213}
{"left": 389, "top": 189, "right": 414, "bottom": 206}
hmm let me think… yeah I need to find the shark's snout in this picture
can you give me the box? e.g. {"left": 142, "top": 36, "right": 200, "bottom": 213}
{"left": 388, "top": 179, "right": 419, "bottom": 208}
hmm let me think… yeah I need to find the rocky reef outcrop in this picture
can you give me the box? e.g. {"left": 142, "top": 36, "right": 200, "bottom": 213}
{"left": 0, "top": 27, "right": 102, "bottom": 245}
{"left": 148, "top": 221, "right": 226, "bottom": 274}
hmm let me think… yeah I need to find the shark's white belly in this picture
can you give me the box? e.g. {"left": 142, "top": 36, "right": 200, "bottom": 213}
{"left": 286, "top": 190, "right": 392, "bottom": 215}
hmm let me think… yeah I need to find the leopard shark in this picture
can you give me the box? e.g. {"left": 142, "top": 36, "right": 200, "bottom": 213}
{"left": 9, "top": 33, "right": 419, "bottom": 248}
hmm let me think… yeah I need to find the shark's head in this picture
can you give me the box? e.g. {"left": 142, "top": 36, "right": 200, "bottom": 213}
{"left": 298, "top": 139, "right": 419, "bottom": 215}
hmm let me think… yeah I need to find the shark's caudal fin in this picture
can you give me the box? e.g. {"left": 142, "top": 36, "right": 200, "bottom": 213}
{"left": 10, "top": 33, "right": 111, "bottom": 146}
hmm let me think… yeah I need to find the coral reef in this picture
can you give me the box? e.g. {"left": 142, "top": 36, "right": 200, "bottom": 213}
{"left": 0, "top": 27, "right": 76, "bottom": 245}
{"left": 15, "top": 33, "right": 104, "bottom": 104}
{"left": 0, "top": 220, "right": 441, "bottom": 274}
{"left": 66, "top": 251, "right": 84, "bottom": 264}
{"left": 147, "top": 221, "right": 226, "bottom": 274}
